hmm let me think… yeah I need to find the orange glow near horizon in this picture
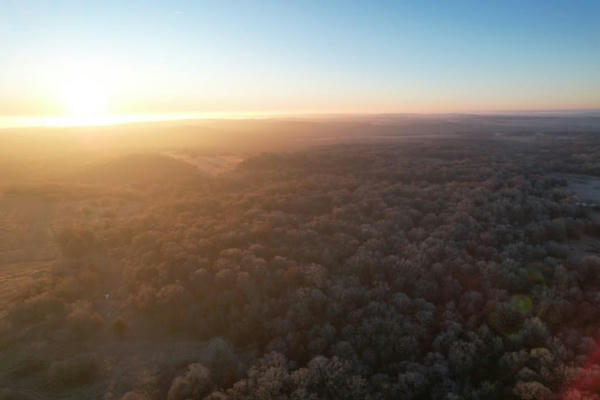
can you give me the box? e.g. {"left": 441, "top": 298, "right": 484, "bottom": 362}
{"left": 0, "top": 111, "right": 322, "bottom": 129}
{"left": 1, "top": 52, "right": 597, "bottom": 129}
{"left": 2, "top": 51, "right": 597, "bottom": 130}
{"left": 2, "top": 105, "right": 600, "bottom": 129}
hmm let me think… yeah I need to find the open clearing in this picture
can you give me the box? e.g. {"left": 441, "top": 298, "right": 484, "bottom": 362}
{"left": 163, "top": 152, "right": 244, "bottom": 175}
{"left": 550, "top": 173, "right": 600, "bottom": 205}
{"left": 0, "top": 190, "right": 141, "bottom": 317}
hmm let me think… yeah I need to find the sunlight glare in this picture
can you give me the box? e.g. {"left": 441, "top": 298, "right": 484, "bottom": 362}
{"left": 60, "top": 79, "right": 108, "bottom": 116}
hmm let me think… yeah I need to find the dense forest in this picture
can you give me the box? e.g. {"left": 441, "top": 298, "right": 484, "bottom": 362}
{"left": 1, "top": 131, "right": 600, "bottom": 399}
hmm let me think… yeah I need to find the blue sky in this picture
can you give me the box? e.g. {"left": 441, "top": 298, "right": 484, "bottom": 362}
{"left": 1, "top": 0, "right": 599, "bottom": 116}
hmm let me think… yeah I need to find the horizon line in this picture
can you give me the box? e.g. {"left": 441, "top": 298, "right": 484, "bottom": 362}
{"left": 1, "top": 108, "right": 599, "bottom": 129}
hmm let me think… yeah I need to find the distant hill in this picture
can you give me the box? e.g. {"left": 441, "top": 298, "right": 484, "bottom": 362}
{"left": 80, "top": 153, "right": 201, "bottom": 185}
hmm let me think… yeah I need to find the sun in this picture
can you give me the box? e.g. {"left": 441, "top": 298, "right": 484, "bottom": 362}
{"left": 60, "top": 79, "right": 108, "bottom": 116}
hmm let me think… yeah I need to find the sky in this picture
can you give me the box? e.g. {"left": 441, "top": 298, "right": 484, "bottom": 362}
{"left": 1, "top": 0, "right": 600, "bottom": 123}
